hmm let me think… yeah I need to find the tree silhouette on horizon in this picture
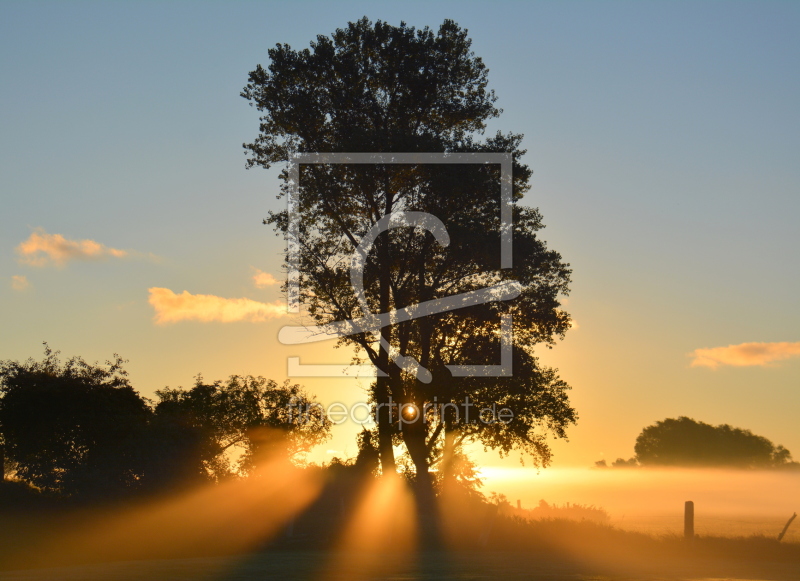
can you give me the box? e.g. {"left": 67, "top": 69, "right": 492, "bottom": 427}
{"left": 0, "top": 345, "right": 150, "bottom": 496}
{"left": 634, "top": 416, "right": 796, "bottom": 469}
{"left": 0, "top": 345, "right": 331, "bottom": 497}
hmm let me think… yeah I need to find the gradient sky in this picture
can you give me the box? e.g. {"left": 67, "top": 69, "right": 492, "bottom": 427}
{"left": 2, "top": 1, "right": 799, "bottom": 469}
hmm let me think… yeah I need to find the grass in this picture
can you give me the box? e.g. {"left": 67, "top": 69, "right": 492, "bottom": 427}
{"left": 1, "top": 479, "right": 798, "bottom": 580}
{"left": 1, "top": 514, "right": 799, "bottom": 580}
{"left": 0, "top": 548, "right": 799, "bottom": 581}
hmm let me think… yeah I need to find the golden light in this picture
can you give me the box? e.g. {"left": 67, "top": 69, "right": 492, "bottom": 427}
{"left": 321, "top": 473, "right": 418, "bottom": 580}
{"left": 8, "top": 451, "right": 324, "bottom": 571}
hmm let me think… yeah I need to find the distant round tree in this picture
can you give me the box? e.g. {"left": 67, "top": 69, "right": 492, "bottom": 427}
{"left": 634, "top": 416, "right": 796, "bottom": 468}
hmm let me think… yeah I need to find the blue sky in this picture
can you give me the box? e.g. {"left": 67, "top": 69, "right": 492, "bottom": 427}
{"left": 1, "top": 1, "right": 799, "bottom": 467}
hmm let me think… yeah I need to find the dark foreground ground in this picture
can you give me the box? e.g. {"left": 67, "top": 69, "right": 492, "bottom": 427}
{"left": 0, "top": 550, "right": 798, "bottom": 581}
{"left": 2, "top": 479, "right": 798, "bottom": 581}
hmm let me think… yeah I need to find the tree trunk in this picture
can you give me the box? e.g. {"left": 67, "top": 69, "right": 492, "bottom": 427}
{"left": 404, "top": 422, "right": 441, "bottom": 549}
{"left": 375, "top": 374, "right": 395, "bottom": 474}
{"left": 440, "top": 425, "right": 457, "bottom": 487}
{"left": 375, "top": 180, "right": 396, "bottom": 474}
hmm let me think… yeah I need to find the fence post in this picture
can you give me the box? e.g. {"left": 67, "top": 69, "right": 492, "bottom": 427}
{"left": 684, "top": 501, "right": 694, "bottom": 540}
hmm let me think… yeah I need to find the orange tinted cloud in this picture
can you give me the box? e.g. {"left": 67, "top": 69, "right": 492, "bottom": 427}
{"left": 16, "top": 228, "right": 128, "bottom": 267}
{"left": 11, "top": 275, "right": 29, "bottom": 291}
{"left": 148, "top": 287, "right": 287, "bottom": 325}
{"left": 252, "top": 268, "right": 280, "bottom": 288}
{"left": 690, "top": 341, "right": 800, "bottom": 369}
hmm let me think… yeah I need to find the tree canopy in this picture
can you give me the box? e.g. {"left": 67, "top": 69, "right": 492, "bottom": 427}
{"left": 242, "top": 17, "right": 576, "bottom": 487}
{"left": 152, "top": 374, "right": 330, "bottom": 481}
{"left": 0, "top": 345, "right": 150, "bottom": 496}
{"left": 241, "top": 17, "right": 499, "bottom": 162}
{"left": 0, "top": 346, "right": 331, "bottom": 497}
{"left": 633, "top": 416, "right": 796, "bottom": 469}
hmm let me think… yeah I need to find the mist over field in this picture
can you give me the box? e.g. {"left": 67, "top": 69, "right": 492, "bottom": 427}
{"left": 482, "top": 466, "right": 800, "bottom": 539}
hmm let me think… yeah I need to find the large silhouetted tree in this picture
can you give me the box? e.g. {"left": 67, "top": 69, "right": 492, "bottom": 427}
{"left": 242, "top": 17, "right": 576, "bottom": 506}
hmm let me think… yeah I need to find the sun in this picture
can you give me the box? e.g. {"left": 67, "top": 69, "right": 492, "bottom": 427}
{"left": 402, "top": 404, "right": 418, "bottom": 421}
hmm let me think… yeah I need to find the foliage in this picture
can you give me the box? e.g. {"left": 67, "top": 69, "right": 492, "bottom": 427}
{"left": 489, "top": 493, "right": 610, "bottom": 524}
{"left": 242, "top": 17, "right": 499, "bottom": 164}
{"left": 396, "top": 440, "right": 484, "bottom": 499}
{"left": 633, "top": 416, "right": 797, "bottom": 468}
{"left": 242, "top": 16, "right": 576, "bottom": 482}
{"left": 610, "top": 457, "right": 639, "bottom": 468}
{"left": 153, "top": 374, "right": 331, "bottom": 480}
{"left": 351, "top": 427, "right": 381, "bottom": 475}
{"left": 321, "top": 429, "right": 381, "bottom": 475}
{"left": 0, "top": 345, "right": 331, "bottom": 495}
{"left": 0, "top": 344, "right": 150, "bottom": 496}
{"left": 529, "top": 499, "right": 610, "bottom": 523}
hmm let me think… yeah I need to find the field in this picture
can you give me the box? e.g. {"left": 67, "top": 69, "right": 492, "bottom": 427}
{"left": 480, "top": 467, "right": 800, "bottom": 544}
{"left": 614, "top": 514, "right": 799, "bottom": 542}
{"left": 2, "top": 510, "right": 799, "bottom": 581}
{"left": 2, "top": 468, "right": 798, "bottom": 580}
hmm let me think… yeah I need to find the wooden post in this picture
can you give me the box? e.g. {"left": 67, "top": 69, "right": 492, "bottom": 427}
{"left": 777, "top": 512, "right": 797, "bottom": 542}
{"left": 684, "top": 501, "right": 694, "bottom": 539}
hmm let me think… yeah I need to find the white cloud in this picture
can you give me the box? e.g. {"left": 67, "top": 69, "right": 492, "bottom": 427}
{"left": 252, "top": 268, "right": 280, "bottom": 288}
{"left": 16, "top": 228, "right": 128, "bottom": 267}
{"left": 11, "top": 275, "right": 29, "bottom": 291}
{"left": 690, "top": 341, "right": 800, "bottom": 369}
{"left": 148, "top": 287, "right": 287, "bottom": 325}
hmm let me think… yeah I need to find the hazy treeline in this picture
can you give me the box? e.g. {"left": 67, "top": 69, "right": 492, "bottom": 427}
{"left": 489, "top": 492, "right": 610, "bottom": 523}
